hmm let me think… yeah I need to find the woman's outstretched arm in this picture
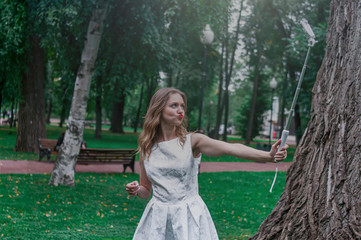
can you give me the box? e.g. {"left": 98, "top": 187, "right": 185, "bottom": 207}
{"left": 191, "top": 133, "right": 288, "bottom": 162}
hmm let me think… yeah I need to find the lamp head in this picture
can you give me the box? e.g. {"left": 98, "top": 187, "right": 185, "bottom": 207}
{"left": 200, "top": 24, "right": 214, "bottom": 45}
{"left": 270, "top": 78, "right": 277, "bottom": 89}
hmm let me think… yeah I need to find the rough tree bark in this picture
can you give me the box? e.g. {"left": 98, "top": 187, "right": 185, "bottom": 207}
{"left": 15, "top": 34, "right": 46, "bottom": 152}
{"left": 49, "top": 3, "right": 107, "bottom": 186}
{"left": 251, "top": 1, "right": 361, "bottom": 239}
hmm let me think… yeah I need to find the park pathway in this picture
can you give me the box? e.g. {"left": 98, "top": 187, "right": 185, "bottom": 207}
{"left": 0, "top": 160, "right": 292, "bottom": 174}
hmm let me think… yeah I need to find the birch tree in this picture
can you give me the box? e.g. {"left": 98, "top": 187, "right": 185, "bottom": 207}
{"left": 251, "top": 0, "right": 361, "bottom": 238}
{"left": 49, "top": 3, "right": 108, "bottom": 186}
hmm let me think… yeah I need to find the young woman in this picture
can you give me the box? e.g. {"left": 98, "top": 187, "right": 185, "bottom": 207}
{"left": 126, "top": 87, "right": 288, "bottom": 240}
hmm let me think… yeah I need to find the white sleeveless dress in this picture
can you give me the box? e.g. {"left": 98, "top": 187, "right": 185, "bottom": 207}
{"left": 133, "top": 134, "right": 219, "bottom": 240}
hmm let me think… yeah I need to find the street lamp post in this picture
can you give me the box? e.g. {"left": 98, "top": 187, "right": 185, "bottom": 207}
{"left": 269, "top": 78, "right": 277, "bottom": 150}
{"left": 198, "top": 24, "right": 214, "bottom": 132}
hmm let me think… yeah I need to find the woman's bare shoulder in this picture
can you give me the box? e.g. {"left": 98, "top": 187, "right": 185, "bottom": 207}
{"left": 190, "top": 132, "right": 208, "bottom": 146}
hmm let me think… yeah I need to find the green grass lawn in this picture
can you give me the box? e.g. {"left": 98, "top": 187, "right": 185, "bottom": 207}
{"left": 0, "top": 171, "right": 286, "bottom": 240}
{"left": 0, "top": 125, "right": 295, "bottom": 162}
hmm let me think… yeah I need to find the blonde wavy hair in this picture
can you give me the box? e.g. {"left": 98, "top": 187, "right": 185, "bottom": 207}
{"left": 138, "top": 88, "right": 188, "bottom": 160}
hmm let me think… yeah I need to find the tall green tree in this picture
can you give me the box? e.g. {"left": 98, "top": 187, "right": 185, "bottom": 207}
{"left": 94, "top": 0, "right": 167, "bottom": 134}
{"left": 0, "top": 1, "right": 25, "bottom": 123}
{"left": 242, "top": 0, "right": 279, "bottom": 144}
{"left": 44, "top": 0, "right": 93, "bottom": 127}
{"left": 49, "top": 2, "right": 108, "bottom": 186}
{"left": 14, "top": 0, "right": 47, "bottom": 152}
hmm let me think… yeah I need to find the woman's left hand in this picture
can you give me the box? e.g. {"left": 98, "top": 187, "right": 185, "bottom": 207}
{"left": 270, "top": 139, "right": 289, "bottom": 162}
{"left": 126, "top": 181, "right": 141, "bottom": 196}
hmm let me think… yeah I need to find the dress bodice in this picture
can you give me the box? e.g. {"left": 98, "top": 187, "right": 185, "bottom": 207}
{"left": 144, "top": 134, "right": 200, "bottom": 204}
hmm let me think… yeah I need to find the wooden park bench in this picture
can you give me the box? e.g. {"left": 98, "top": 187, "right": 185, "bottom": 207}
{"left": 38, "top": 138, "right": 58, "bottom": 163}
{"left": 77, "top": 148, "right": 136, "bottom": 173}
{"left": 38, "top": 138, "right": 86, "bottom": 163}
{"left": 38, "top": 138, "right": 136, "bottom": 173}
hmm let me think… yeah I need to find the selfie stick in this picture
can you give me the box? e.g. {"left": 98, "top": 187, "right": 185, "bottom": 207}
{"left": 276, "top": 19, "right": 317, "bottom": 158}
{"left": 270, "top": 19, "right": 317, "bottom": 192}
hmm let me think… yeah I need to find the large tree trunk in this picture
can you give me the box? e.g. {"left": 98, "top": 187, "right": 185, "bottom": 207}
{"left": 49, "top": 3, "right": 107, "bottom": 186}
{"left": 14, "top": 34, "right": 46, "bottom": 152}
{"left": 251, "top": 1, "right": 361, "bottom": 239}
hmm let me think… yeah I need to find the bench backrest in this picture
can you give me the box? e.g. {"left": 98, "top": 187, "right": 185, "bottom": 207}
{"left": 78, "top": 148, "right": 137, "bottom": 162}
{"left": 39, "top": 138, "right": 58, "bottom": 149}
